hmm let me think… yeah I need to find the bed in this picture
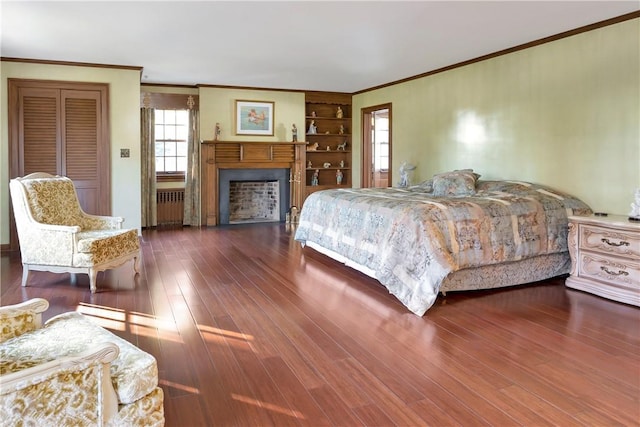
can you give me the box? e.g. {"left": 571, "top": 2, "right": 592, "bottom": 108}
{"left": 294, "top": 170, "right": 592, "bottom": 316}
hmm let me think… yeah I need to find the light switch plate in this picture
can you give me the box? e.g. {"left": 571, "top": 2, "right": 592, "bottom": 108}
{"left": 120, "top": 148, "right": 130, "bottom": 158}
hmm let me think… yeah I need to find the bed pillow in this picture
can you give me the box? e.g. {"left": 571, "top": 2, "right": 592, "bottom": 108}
{"left": 408, "top": 179, "right": 433, "bottom": 193}
{"left": 432, "top": 169, "right": 479, "bottom": 197}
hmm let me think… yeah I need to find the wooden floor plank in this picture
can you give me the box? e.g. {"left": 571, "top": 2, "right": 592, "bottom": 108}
{"left": 2, "top": 224, "right": 639, "bottom": 426}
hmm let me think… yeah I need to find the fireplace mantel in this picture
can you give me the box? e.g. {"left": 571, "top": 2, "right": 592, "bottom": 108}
{"left": 201, "top": 140, "right": 306, "bottom": 226}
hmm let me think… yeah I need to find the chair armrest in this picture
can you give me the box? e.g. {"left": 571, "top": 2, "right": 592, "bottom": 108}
{"left": 17, "top": 226, "right": 79, "bottom": 266}
{"left": 81, "top": 213, "right": 125, "bottom": 230}
{"left": 0, "top": 343, "right": 120, "bottom": 425}
{"left": 33, "top": 222, "right": 82, "bottom": 233}
{"left": 0, "top": 298, "right": 49, "bottom": 343}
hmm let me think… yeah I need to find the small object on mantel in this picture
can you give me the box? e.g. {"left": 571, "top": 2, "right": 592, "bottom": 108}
{"left": 292, "top": 124, "right": 298, "bottom": 142}
{"left": 594, "top": 212, "right": 608, "bottom": 217}
{"left": 629, "top": 188, "right": 640, "bottom": 221}
{"left": 214, "top": 122, "right": 221, "bottom": 141}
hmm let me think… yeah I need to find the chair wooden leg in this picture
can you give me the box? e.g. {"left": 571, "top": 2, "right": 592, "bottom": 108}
{"left": 89, "top": 269, "right": 98, "bottom": 293}
{"left": 21, "top": 266, "right": 30, "bottom": 287}
{"left": 133, "top": 255, "right": 140, "bottom": 275}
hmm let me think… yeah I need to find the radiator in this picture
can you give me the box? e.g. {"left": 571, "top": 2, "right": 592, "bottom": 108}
{"left": 157, "top": 189, "right": 185, "bottom": 226}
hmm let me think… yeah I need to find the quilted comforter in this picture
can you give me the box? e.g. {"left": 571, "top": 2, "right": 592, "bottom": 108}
{"left": 294, "top": 181, "right": 592, "bottom": 315}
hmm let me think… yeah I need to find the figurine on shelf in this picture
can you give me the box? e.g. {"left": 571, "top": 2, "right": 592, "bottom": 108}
{"left": 307, "top": 120, "right": 317, "bottom": 134}
{"left": 307, "top": 142, "right": 318, "bottom": 151}
{"left": 326, "top": 146, "right": 331, "bottom": 151}
{"left": 339, "top": 160, "right": 345, "bottom": 168}
{"left": 214, "top": 122, "right": 221, "bottom": 141}
{"left": 336, "top": 169, "right": 343, "bottom": 185}
{"left": 311, "top": 111, "right": 317, "bottom": 118}
{"left": 339, "top": 125, "right": 345, "bottom": 135}
{"left": 336, "top": 106, "right": 343, "bottom": 119}
{"left": 307, "top": 160, "right": 312, "bottom": 168}
{"left": 323, "top": 162, "right": 331, "bottom": 168}
{"left": 292, "top": 124, "right": 298, "bottom": 142}
{"left": 337, "top": 141, "right": 347, "bottom": 151}
{"left": 311, "top": 170, "right": 319, "bottom": 186}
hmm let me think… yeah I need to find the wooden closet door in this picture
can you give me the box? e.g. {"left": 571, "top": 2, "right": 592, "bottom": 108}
{"left": 19, "top": 87, "right": 61, "bottom": 175}
{"left": 61, "top": 89, "right": 105, "bottom": 215}
{"left": 9, "top": 79, "right": 110, "bottom": 216}
{"left": 8, "top": 79, "right": 111, "bottom": 249}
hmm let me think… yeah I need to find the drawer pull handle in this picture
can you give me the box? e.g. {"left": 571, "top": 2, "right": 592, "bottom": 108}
{"left": 600, "top": 266, "right": 629, "bottom": 276}
{"left": 601, "top": 238, "right": 629, "bottom": 247}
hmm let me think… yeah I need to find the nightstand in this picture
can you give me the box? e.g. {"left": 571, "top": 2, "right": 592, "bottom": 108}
{"left": 566, "top": 215, "right": 640, "bottom": 306}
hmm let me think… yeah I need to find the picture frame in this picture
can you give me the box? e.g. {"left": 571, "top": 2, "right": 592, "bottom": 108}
{"left": 235, "top": 100, "right": 274, "bottom": 136}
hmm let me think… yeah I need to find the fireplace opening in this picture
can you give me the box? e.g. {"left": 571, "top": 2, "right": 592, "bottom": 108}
{"left": 229, "top": 180, "right": 279, "bottom": 224}
{"left": 219, "top": 168, "right": 290, "bottom": 225}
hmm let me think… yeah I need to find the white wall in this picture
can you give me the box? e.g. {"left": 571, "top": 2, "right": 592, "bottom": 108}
{"left": 1, "top": 61, "right": 142, "bottom": 244}
{"left": 353, "top": 18, "right": 640, "bottom": 215}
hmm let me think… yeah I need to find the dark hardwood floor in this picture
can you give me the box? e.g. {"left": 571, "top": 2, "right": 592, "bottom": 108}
{"left": 1, "top": 224, "right": 639, "bottom": 426}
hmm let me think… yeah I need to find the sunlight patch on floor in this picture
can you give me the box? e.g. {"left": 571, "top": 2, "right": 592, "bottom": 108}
{"left": 76, "top": 302, "right": 183, "bottom": 343}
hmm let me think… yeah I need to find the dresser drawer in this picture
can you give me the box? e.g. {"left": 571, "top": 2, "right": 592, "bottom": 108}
{"left": 579, "top": 224, "right": 640, "bottom": 258}
{"left": 578, "top": 252, "right": 640, "bottom": 289}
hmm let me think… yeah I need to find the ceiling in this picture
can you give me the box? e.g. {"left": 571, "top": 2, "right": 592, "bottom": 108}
{"left": 2, "top": 1, "right": 638, "bottom": 93}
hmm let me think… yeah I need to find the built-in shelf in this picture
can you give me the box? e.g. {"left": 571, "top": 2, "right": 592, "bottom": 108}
{"left": 304, "top": 91, "right": 352, "bottom": 200}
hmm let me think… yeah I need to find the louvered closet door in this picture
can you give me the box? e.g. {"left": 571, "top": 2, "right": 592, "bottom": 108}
{"left": 61, "top": 90, "right": 104, "bottom": 214}
{"left": 13, "top": 82, "right": 110, "bottom": 216}
{"left": 20, "top": 87, "right": 61, "bottom": 175}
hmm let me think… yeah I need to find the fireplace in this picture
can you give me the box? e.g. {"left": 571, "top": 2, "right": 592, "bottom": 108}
{"left": 219, "top": 168, "right": 290, "bottom": 224}
{"left": 200, "top": 141, "right": 306, "bottom": 226}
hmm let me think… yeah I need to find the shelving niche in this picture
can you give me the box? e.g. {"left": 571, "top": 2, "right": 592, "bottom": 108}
{"left": 304, "top": 91, "right": 352, "bottom": 198}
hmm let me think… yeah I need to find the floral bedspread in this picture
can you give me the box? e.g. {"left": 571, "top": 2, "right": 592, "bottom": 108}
{"left": 294, "top": 181, "right": 592, "bottom": 315}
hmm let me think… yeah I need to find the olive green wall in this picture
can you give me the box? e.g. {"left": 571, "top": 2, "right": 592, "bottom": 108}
{"left": 198, "top": 87, "right": 305, "bottom": 142}
{"left": 353, "top": 18, "right": 640, "bottom": 215}
{"left": 2, "top": 18, "right": 637, "bottom": 246}
{"left": 0, "top": 61, "right": 142, "bottom": 244}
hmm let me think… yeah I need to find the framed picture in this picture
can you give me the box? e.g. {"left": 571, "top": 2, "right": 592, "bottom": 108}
{"left": 235, "top": 100, "right": 274, "bottom": 136}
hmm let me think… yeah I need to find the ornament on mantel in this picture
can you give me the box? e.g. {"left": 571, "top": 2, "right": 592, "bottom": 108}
{"left": 630, "top": 188, "right": 640, "bottom": 220}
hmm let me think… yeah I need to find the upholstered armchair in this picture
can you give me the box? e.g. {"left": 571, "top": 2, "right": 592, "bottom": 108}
{"left": 0, "top": 298, "right": 164, "bottom": 426}
{"left": 9, "top": 172, "right": 140, "bottom": 293}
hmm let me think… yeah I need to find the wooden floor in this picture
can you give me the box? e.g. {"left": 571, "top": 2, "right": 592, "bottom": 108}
{"left": 1, "top": 224, "right": 639, "bottom": 426}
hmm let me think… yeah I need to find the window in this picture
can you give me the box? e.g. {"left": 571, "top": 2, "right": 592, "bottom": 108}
{"left": 155, "top": 109, "right": 189, "bottom": 178}
{"left": 372, "top": 112, "right": 389, "bottom": 171}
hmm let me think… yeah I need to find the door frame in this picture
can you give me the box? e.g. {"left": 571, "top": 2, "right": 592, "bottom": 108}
{"left": 361, "top": 103, "right": 392, "bottom": 188}
{"left": 7, "top": 78, "right": 110, "bottom": 251}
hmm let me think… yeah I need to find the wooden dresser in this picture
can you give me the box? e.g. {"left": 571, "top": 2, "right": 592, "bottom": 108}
{"left": 566, "top": 215, "right": 640, "bottom": 306}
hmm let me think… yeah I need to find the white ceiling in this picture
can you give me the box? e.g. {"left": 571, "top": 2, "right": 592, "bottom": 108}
{"left": 2, "top": 1, "right": 638, "bottom": 93}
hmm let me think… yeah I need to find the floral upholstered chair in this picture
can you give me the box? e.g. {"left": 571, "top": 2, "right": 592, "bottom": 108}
{"left": 0, "top": 298, "right": 164, "bottom": 426}
{"left": 9, "top": 172, "right": 140, "bottom": 293}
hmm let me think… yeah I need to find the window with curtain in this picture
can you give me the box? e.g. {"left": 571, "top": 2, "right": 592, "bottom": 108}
{"left": 155, "top": 109, "right": 189, "bottom": 180}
